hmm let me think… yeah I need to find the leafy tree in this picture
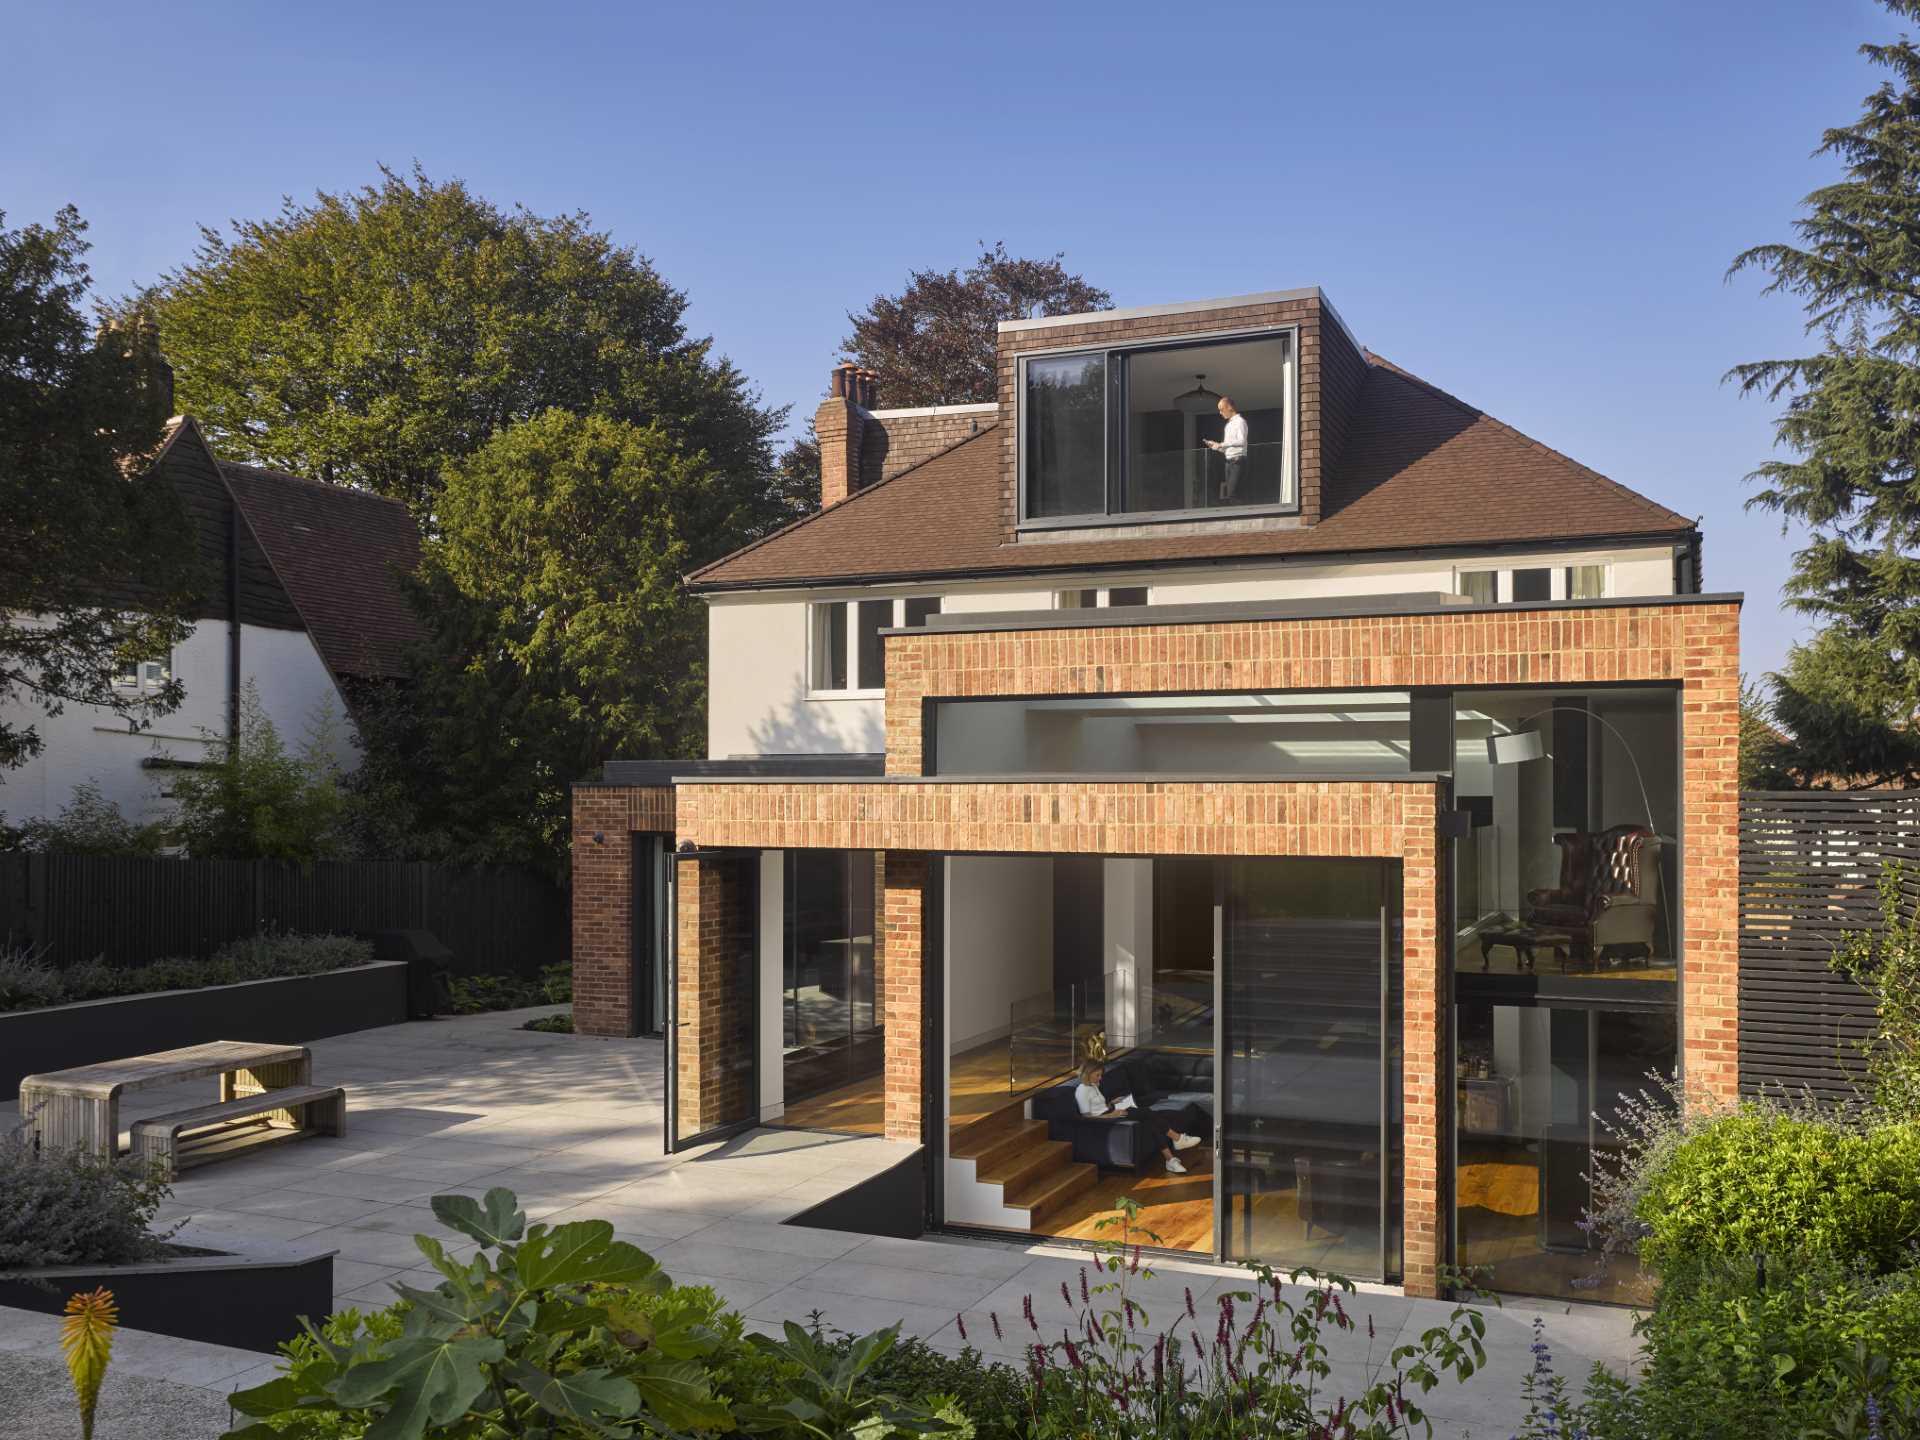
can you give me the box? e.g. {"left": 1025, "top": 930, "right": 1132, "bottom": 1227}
{"left": 1835, "top": 860, "right": 1920, "bottom": 1116}
{"left": 350, "top": 411, "right": 714, "bottom": 874}
{"left": 1738, "top": 675, "right": 1793, "bottom": 788}
{"left": 1730, "top": 1, "right": 1920, "bottom": 787}
{"left": 769, "top": 420, "right": 823, "bottom": 523}
{"left": 843, "top": 240, "right": 1110, "bottom": 406}
{"left": 0, "top": 207, "right": 200, "bottom": 775}
{"left": 4, "top": 780, "right": 165, "bottom": 856}
{"left": 164, "top": 683, "right": 347, "bottom": 862}
{"left": 138, "top": 165, "right": 787, "bottom": 526}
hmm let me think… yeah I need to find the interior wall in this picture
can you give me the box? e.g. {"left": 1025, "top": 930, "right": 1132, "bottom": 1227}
{"left": 1103, "top": 859, "right": 1155, "bottom": 1046}
{"left": 946, "top": 855, "right": 1055, "bottom": 1051}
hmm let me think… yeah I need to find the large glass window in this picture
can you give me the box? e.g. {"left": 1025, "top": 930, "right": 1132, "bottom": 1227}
{"left": 1454, "top": 1000, "right": 1673, "bottom": 1304}
{"left": 1026, "top": 353, "right": 1107, "bottom": 518}
{"left": 1021, "top": 331, "right": 1296, "bottom": 523}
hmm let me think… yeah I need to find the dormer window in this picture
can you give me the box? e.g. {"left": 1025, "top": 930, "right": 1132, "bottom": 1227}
{"left": 1020, "top": 329, "right": 1297, "bottom": 527}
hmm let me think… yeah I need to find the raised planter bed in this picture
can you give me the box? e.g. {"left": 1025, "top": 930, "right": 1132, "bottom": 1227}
{"left": 0, "top": 1226, "right": 335, "bottom": 1353}
{"left": 1, "top": 961, "right": 407, "bottom": 1097}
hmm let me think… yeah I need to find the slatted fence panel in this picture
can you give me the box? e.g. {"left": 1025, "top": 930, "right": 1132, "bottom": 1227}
{"left": 1738, "top": 790, "right": 1920, "bottom": 1099}
{"left": 0, "top": 855, "right": 566, "bottom": 977}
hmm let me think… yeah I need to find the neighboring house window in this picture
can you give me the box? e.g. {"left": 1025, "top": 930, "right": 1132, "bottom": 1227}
{"left": 810, "top": 597, "right": 941, "bottom": 694}
{"left": 1022, "top": 329, "right": 1297, "bottom": 524}
{"left": 1456, "top": 571, "right": 1498, "bottom": 605}
{"left": 1054, "top": 587, "right": 1150, "bottom": 609}
{"left": 113, "top": 655, "right": 172, "bottom": 691}
{"left": 1566, "top": 564, "right": 1608, "bottom": 599}
{"left": 1511, "top": 568, "right": 1551, "bottom": 603}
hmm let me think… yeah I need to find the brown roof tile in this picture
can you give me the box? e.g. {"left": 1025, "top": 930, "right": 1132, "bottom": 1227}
{"left": 688, "top": 357, "right": 1695, "bottom": 590}
{"left": 218, "top": 461, "right": 424, "bottom": 679}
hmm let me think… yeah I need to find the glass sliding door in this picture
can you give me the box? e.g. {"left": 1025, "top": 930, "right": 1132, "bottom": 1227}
{"left": 1219, "top": 858, "right": 1402, "bottom": 1281}
{"left": 782, "top": 850, "right": 883, "bottom": 1111}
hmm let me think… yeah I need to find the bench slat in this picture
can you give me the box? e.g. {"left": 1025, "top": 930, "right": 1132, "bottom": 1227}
{"left": 131, "top": 1086, "right": 344, "bottom": 1137}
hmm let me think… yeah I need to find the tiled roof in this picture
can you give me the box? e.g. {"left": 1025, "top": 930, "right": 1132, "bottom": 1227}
{"left": 218, "top": 461, "right": 424, "bottom": 679}
{"left": 687, "top": 356, "right": 1696, "bottom": 591}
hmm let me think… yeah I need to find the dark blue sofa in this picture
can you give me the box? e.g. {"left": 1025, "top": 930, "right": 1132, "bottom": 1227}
{"left": 1030, "top": 1051, "right": 1215, "bottom": 1172}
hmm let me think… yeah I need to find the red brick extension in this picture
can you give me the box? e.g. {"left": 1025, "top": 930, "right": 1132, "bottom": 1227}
{"left": 571, "top": 597, "right": 1741, "bottom": 1298}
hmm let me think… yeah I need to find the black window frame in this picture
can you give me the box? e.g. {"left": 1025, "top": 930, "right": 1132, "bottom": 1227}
{"left": 1017, "top": 325, "right": 1300, "bottom": 530}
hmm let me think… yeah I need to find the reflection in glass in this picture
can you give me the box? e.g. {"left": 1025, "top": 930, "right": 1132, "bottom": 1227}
{"left": 1025, "top": 354, "right": 1107, "bottom": 518}
{"left": 783, "top": 850, "right": 882, "bottom": 1105}
{"left": 1221, "top": 859, "right": 1401, "bottom": 1280}
{"left": 1454, "top": 1001, "right": 1674, "bottom": 1303}
{"left": 1453, "top": 687, "right": 1679, "bottom": 981}
{"left": 933, "top": 692, "right": 1415, "bottom": 779}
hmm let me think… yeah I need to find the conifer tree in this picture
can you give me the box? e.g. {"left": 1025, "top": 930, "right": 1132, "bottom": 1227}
{"left": 1732, "top": 0, "right": 1920, "bottom": 786}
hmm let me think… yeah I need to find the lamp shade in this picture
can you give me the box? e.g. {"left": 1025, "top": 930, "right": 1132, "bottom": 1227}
{"left": 1487, "top": 730, "right": 1548, "bottom": 765}
{"left": 1174, "top": 373, "right": 1220, "bottom": 416}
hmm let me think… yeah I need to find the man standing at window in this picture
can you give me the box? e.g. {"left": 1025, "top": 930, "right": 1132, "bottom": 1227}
{"left": 1205, "top": 395, "right": 1248, "bottom": 502}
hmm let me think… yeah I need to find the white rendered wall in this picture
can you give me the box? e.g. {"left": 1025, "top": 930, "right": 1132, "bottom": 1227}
{"left": 703, "top": 545, "right": 1679, "bottom": 762}
{"left": 0, "top": 619, "right": 357, "bottom": 829}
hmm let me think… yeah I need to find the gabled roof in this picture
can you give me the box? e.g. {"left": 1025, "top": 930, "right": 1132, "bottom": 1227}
{"left": 686, "top": 356, "right": 1696, "bottom": 591}
{"left": 217, "top": 459, "right": 424, "bottom": 680}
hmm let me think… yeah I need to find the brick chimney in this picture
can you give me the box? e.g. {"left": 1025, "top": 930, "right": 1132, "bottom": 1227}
{"left": 816, "top": 362, "right": 876, "bottom": 508}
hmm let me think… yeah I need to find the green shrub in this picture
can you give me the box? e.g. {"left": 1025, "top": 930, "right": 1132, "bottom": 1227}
{"left": 0, "top": 933, "right": 373, "bottom": 1014}
{"left": 1518, "top": 1262, "right": 1920, "bottom": 1440}
{"left": 224, "top": 1186, "right": 965, "bottom": 1440}
{"left": 1637, "top": 1110, "right": 1920, "bottom": 1273}
{"left": 847, "top": 1334, "right": 1024, "bottom": 1440}
{"left": 447, "top": 963, "right": 570, "bottom": 1014}
{"left": 0, "top": 1120, "right": 172, "bottom": 1271}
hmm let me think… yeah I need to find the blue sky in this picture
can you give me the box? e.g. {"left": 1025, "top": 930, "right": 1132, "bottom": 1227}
{"left": 8, "top": 1, "right": 1901, "bottom": 677}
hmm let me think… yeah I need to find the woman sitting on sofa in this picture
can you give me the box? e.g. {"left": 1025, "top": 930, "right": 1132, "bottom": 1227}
{"left": 1074, "top": 1061, "right": 1206, "bottom": 1174}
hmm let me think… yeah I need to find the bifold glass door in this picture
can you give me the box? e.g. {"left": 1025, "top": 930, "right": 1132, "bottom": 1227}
{"left": 782, "top": 850, "right": 882, "bottom": 1106}
{"left": 1218, "top": 859, "right": 1403, "bottom": 1281}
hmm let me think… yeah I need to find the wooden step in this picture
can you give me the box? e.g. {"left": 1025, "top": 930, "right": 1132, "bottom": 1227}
{"left": 978, "top": 1137, "right": 1074, "bottom": 1192}
{"left": 962, "top": 1118, "right": 1051, "bottom": 1170}
{"left": 949, "top": 1097, "right": 1030, "bottom": 1157}
{"left": 1005, "top": 1159, "right": 1098, "bottom": 1223}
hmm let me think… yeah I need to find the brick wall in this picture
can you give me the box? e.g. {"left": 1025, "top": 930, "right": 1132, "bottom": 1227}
{"left": 569, "top": 784, "right": 675, "bottom": 1038}
{"left": 817, "top": 394, "right": 863, "bottom": 510}
{"left": 571, "top": 787, "right": 634, "bottom": 1037}
{"left": 675, "top": 854, "right": 754, "bottom": 1137}
{"left": 995, "top": 293, "right": 1338, "bottom": 535}
{"left": 860, "top": 408, "right": 997, "bottom": 491}
{"left": 882, "top": 851, "right": 928, "bottom": 1144}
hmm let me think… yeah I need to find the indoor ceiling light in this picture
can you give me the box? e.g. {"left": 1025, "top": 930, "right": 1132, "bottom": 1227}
{"left": 1174, "top": 373, "right": 1220, "bottom": 416}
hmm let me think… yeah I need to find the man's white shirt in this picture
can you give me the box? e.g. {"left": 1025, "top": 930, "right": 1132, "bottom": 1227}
{"left": 1221, "top": 412, "right": 1249, "bottom": 460}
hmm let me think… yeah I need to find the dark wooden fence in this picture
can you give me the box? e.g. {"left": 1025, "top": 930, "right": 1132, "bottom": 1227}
{"left": 1738, "top": 789, "right": 1920, "bottom": 1099}
{"left": 0, "top": 855, "right": 568, "bottom": 977}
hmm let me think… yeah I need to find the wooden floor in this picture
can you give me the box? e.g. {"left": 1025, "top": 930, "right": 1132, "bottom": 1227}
{"left": 1039, "top": 1143, "right": 1217, "bottom": 1250}
{"left": 777, "top": 1039, "right": 1043, "bottom": 1136}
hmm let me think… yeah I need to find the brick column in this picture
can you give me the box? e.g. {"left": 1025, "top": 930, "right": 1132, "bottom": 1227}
{"left": 1682, "top": 606, "right": 1743, "bottom": 1106}
{"left": 882, "top": 851, "right": 929, "bottom": 1144}
{"left": 1400, "top": 786, "right": 1446, "bottom": 1299}
{"left": 571, "top": 788, "right": 634, "bottom": 1037}
{"left": 675, "top": 855, "right": 753, "bottom": 1138}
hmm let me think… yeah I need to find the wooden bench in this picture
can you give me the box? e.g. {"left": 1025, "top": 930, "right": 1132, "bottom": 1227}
{"left": 131, "top": 1084, "right": 346, "bottom": 1176}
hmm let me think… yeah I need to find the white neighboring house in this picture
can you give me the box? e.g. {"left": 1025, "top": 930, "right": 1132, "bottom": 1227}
{"left": 0, "top": 417, "right": 423, "bottom": 829}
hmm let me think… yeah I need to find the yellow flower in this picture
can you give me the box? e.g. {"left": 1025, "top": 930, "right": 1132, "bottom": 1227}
{"left": 62, "top": 1286, "right": 118, "bottom": 1440}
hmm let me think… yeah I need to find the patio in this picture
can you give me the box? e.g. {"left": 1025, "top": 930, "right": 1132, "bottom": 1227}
{"left": 3, "top": 1008, "right": 1642, "bottom": 1437}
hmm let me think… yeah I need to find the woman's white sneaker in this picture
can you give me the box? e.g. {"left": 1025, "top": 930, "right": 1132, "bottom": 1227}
{"left": 1173, "top": 1133, "right": 1202, "bottom": 1152}
{"left": 1165, "top": 1155, "right": 1188, "bottom": 1174}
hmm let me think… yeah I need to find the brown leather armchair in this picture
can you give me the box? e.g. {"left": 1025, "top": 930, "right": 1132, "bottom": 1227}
{"left": 1524, "top": 824, "right": 1659, "bottom": 964}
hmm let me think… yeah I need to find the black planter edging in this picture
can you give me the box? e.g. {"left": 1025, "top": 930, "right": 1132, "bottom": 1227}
{"left": 1, "top": 961, "right": 408, "bottom": 1096}
{"left": 0, "top": 1227, "right": 335, "bottom": 1353}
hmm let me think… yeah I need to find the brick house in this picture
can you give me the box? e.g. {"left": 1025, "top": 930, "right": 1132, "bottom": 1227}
{"left": 572, "top": 289, "right": 1739, "bottom": 1303}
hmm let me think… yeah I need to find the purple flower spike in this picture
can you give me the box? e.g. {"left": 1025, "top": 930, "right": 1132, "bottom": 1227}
{"left": 990, "top": 1311, "right": 1003, "bottom": 1341}
{"left": 1079, "top": 1268, "right": 1091, "bottom": 1306}
{"left": 955, "top": 1313, "right": 968, "bottom": 1341}
{"left": 1184, "top": 1286, "right": 1197, "bottom": 1319}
